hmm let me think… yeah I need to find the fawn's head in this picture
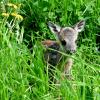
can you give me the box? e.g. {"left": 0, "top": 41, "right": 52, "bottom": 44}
{"left": 48, "top": 20, "right": 85, "bottom": 53}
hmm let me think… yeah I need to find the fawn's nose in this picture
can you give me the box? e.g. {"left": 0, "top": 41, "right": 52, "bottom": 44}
{"left": 68, "top": 46, "right": 76, "bottom": 53}
{"left": 70, "top": 49, "right": 76, "bottom": 53}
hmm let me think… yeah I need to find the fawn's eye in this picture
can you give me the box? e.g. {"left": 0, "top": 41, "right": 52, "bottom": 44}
{"left": 61, "top": 40, "right": 66, "bottom": 46}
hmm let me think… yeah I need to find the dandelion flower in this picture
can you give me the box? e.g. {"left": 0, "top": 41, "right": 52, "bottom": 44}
{"left": 11, "top": 13, "right": 23, "bottom": 20}
{"left": 2, "top": 13, "right": 9, "bottom": 17}
{"left": 7, "top": 3, "right": 14, "bottom": 7}
{"left": 13, "top": 5, "right": 18, "bottom": 9}
{"left": 7, "top": 3, "right": 18, "bottom": 9}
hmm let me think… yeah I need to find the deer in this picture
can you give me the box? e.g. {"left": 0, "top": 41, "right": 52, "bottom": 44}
{"left": 42, "top": 20, "right": 85, "bottom": 83}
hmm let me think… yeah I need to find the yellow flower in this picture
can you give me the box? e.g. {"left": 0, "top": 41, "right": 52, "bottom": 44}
{"left": 7, "top": 3, "right": 14, "bottom": 7}
{"left": 7, "top": 3, "right": 18, "bottom": 9}
{"left": 11, "top": 12, "right": 18, "bottom": 16}
{"left": 13, "top": 5, "right": 18, "bottom": 9}
{"left": 11, "top": 13, "right": 23, "bottom": 20}
{"left": 2, "top": 13, "right": 9, "bottom": 17}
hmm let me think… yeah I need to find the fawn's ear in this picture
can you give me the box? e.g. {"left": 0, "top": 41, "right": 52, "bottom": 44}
{"left": 48, "top": 22, "right": 61, "bottom": 34}
{"left": 74, "top": 20, "right": 85, "bottom": 32}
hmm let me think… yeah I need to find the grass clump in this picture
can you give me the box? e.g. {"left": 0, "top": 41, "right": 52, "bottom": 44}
{"left": 0, "top": 0, "right": 100, "bottom": 100}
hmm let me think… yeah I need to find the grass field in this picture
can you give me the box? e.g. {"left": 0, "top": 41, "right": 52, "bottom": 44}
{"left": 0, "top": 0, "right": 100, "bottom": 100}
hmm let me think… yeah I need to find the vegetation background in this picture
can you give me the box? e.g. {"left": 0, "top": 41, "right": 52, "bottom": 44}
{"left": 0, "top": 0, "right": 100, "bottom": 100}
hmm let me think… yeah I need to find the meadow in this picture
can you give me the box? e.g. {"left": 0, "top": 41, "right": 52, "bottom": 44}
{"left": 0, "top": 0, "right": 100, "bottom": 100}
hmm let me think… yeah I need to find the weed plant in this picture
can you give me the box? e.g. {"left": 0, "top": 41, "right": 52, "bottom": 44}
{"left": 0, "top": 0, "right": 100, "bottom": 100}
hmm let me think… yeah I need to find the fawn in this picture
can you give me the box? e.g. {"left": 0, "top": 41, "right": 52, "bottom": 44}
{"left": 42, "top": 20, "right": 85, "bottom": 82}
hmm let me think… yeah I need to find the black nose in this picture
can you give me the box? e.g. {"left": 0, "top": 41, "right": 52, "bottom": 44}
{"left": 67, "top": 49, "right": 76, "bottom": 54}
{"left": 70, "top": 49, "right": 76, "bottom": 53}
{"left": 61, "top": 40, "right": 66, "bottom": 46}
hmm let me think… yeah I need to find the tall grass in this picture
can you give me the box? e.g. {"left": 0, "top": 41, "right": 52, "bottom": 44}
{"left": 0, "top": 0, "right": 100, "bottom": 100}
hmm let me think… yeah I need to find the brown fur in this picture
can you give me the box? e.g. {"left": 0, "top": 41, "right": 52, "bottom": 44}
{"left": 42, "top": 20, "right": 85, "bottom": 82}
